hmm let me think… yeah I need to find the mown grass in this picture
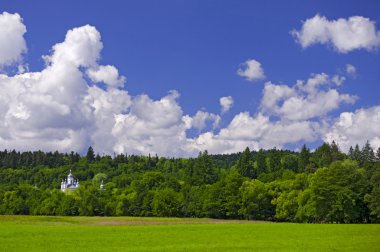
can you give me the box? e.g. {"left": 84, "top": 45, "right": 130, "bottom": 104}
{"left": 0, "top": 215, "right": 379, "bottom": 251}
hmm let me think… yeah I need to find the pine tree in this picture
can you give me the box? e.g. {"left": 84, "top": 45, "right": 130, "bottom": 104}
{"left": 256, "top": 149, "right": 267, "bottom": 175}
{"left": 268, "top": 148, "right": 281, "bottom": 172}
{"left": 86, "top": 146, "right": 95, "bottom": 162}
{"left": 330, "top": 141, "right": 343, "bottom": 162}
{"left": 376, "top": 147, "right": 380, "bottom": 162}
{"left": 311, "top": 143, "right": 332, "bottom": 168}
{"left": 194, "top": 150, "right": 218, "bottom": 185}
{"left": 298, "top": 144, "right": 310, "bottom": 172}
{"left": 361, "top": 141, "right": 375, "bottom": 164}
{"left": 353, "top": 144, "right": 361, "bottom": 163}
{"left": 348, "top": 146, "right": 354, "bottom": 159}
{"left": 236, "top": 147, "right": 254, "bottom": 178}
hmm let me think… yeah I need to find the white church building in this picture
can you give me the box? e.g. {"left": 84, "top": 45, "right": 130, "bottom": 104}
{"left": 61, "top": 170, "right": 80, "bottom": 191}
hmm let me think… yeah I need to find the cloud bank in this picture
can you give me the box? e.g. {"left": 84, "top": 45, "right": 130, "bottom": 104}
{"left": 0, "top": 12, "right": 378, "bottom": 156}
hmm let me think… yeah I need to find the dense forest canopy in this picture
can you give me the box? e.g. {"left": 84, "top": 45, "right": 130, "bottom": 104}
{"left": 0, "top": 142, "right": 379, "bottom": 223}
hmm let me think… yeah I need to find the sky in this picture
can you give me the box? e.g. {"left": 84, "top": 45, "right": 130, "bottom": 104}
{"left": 0, "top": 0, "right": 379, "bottom": 157}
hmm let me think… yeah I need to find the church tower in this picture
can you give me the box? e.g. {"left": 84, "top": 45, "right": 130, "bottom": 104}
{"left": 61, "top": 170, "right": 80, "bottom": 191}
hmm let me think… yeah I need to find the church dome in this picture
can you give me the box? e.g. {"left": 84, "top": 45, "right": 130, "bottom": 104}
{"left": 61, "top": 170, "right": 78, "bottom": 191}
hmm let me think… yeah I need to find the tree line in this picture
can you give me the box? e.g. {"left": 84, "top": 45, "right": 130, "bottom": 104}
{"left": 0, "top": 142, "right": 379, "bottom": 223}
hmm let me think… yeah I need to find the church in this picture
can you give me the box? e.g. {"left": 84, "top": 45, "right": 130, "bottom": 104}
{"left": 60, "top": 170, "right": 80, "bottom": 191}
{"left": 60, "top": 170, "right": 105, "bottom": 191}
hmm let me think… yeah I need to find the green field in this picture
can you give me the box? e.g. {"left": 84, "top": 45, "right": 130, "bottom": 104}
{"left": 0, "top": 216, "right": 379, "bottom": 251}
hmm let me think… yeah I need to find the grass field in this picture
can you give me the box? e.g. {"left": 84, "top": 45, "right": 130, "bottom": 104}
{"left": 0, "top": 216, "right": 379, "bottom": 251}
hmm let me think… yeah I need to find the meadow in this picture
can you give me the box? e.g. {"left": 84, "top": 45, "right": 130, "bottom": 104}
{"left": 0, "top": 216, "right": 379, "bottom": 251}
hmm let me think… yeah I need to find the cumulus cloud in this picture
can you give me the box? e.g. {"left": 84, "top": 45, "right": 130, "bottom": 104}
{"left": 0, "top": 12, "right": 27, "bottom": 67}
{"left": 220, "top": 96, "right": 234, "bottom": 114}
{"left": 261, "top": 73, "right": 356, "bottom": 121}
{"left": 191, "top": 111, "right": 221, "bottom": 130}
{"left": 87, "top": 65, "right": 126, "bottom": 88}
{"left": 111, "top": 91, "right": 196, "bottom": 156}
{"left": 0, "top": 18, "right": 213, "bottom": 157}
{"left": 237, "top": 59, "right": 265, "bottom": 81}
{"left": 0, "top": 13, "right": 375, "bottom": 157}
{"left": 44, "top": 25, "right": 103, "bottom": 67}
{"left": 0, "top": 24, "right": 130, "bottom": 153}
{"left": 84, "top": 85, "right": 131, "bottom": 152}
{"left": 291, "top": 14, "right": 380, "bottom": 53}
{"left": 324, "top": 105, "right": 380, "bottom": 152}
{"left": 346, "top": 64, "right": 356, "bottom": 77}
{"left": 190, "top": 112, "right": 320, "bottom": 154}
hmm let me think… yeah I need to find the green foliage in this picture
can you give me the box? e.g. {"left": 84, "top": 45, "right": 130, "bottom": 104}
{"left": 86, "top": 146, "right": 95, "bottom": 163}
{"left": 0, "top": 143, "right": 378, "bottom": 223}
{"left": 153, "top": 188, "right": 183, "bottom": 217}
{"left": 239, "top": 180, "right": 274, "bottom": 220}
{"left": 301, "top": 160, "right": 369, "bottom": 223}
{"left": 222, "top": 170, "right": 246, "bottom": 218}
{"left": 268, "top": 148, "right": 281, "bottom": 172}
{"left": 281, "top": 154, "right": 298, "bottom": 172}
{"left": 256, "top": 149, "right": 267, "bottom": 175}
{"left": 298, "top": 144, "right": 310, "bottom": 172}
{"left": 310, "top": 143, "right": 332, "bottom": 168}
{"left": 365, "top": 166, "right": 380, "bottom": 220}
{"left": 235, "top": 147, "right": 255, "bottom": 178}
{"left": 93, "top": 173, "right": 107, "bottom": 184}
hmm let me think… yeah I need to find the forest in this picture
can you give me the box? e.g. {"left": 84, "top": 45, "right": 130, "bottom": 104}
{"left": 0, "top": 142, "right": 379, "bottom": 223}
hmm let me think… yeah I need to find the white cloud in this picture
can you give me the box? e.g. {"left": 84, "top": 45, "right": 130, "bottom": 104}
{"left": 237, "top": 59, "right": 265, "bottom": 81}
{"left": 111, "top": 91, "right": 195, "bottom": 156}
{"left": 218, "top": 112, "right": 269, "bottom": 140}
{"left": 0, "top": 24, "right": 130, "bottom": 154}
{"left": 0, "top": 19, "right": 220, "bottom": 157}
{"left": 220, "top": 96, "right": 234, "bottom": 114}
{"left": 191, "top": 111, "right": 221, "bottom": 130}
{"left": 190, "top": 112, "right": 320, "bottom": 154}
{"left": 370, "top": 137, "right": 380, "bottom": 151}
{"left": 0, "top": 12, "right": 27, "bottom": 67}
{"left": 346, "top": 64, "right": 356, "bottom": 77}
{"left": 84, "top": 85, "right": 131, "bottom": 152}
{"left": 44, "top": 25, "right": 103, "bottom": 67}
{"left": 87, "top": 65, "right": 126, "bottom": 88}
{"left": 261, "top": 73, "right": 356, "bottom": 121}
{"left": 0, "top": 13, "right": 376, "bottom": 157}
{"left": 291, "top": 14, "right": 380, "bottom": 53}
{"left": 190, "top": 131, "right": 256, "bottom": 155}
{"left": 131, "top": 91, "right": 182, "bottom": 128}
{"left": 324, "top": 105, "right": 380, "bottom": 152}
{"left": 332, "top": 75, "right": 345, "bottom": 86}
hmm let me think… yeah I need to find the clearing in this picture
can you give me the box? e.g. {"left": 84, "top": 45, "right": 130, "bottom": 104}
{"left": 0, "top": 215, "right": 379, "bottom": 251}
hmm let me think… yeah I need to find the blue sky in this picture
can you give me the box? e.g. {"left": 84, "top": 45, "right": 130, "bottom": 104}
{"left": 0, "top": 0, "right": 379, "bottom": 156}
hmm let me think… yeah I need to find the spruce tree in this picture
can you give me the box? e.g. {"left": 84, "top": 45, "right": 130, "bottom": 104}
{"left": 330, "top": 141, "right": 343, "bottom": 162}
{"left": 362, "top": 141, "right": 375, "bottom": 164}
{"left": 348, "top": 146, "right": 354, "bottom": 159}
{"left": 86, "top": 146, "right": 95, "bottom": 162}
{"left": 256, "top": 149, "right": 267, "bottom": 176}
{"left": 298, "top": 144, "right": 310, "bottom": 172}
{"left": 353, "top": 144, "right": 361, "bottom": 163}
{"left": 236, "top": 147, "right": 254, "bottom": 178}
